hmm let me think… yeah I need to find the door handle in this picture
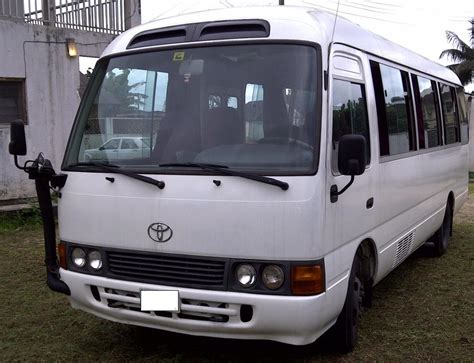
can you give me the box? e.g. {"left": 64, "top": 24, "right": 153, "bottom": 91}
{"left": 366, "top": 197, "right": 374, "bottom": 209}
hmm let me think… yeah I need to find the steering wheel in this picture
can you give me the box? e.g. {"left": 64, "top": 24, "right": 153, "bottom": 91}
{"left": 257, "top": 137, "right": 313, "bottom": 151}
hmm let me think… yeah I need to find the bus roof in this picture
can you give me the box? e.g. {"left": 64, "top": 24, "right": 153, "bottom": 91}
{"left": 102, "top": 6, "right": 461, "bottom": 86}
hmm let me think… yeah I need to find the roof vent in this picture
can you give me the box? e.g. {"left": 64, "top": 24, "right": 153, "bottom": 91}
{"left": 197, "top": 20, "right": 270, "bottom": 41}
{"left": 128, "top": 27, "right": 188, "bottom": 49}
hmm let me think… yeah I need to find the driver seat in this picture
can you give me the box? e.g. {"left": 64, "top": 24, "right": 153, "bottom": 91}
{"left": 202, "top": 107, "right": 244, "bottom": 149}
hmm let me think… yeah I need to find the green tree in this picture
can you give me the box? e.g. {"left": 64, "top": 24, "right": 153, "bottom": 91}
{"left": 101, "top": 69, "right": 146, "bottom": 114}
{"left": 439, "top": 18, "right": 474, "bottom": 86}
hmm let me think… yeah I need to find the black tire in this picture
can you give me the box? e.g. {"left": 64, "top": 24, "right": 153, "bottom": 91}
{"left": 326, "top": 253, "right": 364, "bottom": 353}
{"left": 432, "top": 202, "right": 452, "bottom": 257}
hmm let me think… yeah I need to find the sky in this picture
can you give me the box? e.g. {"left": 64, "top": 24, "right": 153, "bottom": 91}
{"left": 140, "top": 0, "right": 473, "bottom": 92}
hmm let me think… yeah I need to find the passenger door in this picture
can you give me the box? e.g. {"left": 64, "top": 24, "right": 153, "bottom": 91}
{"left": 325, "top": 46, "right": 377, "bottom": 275}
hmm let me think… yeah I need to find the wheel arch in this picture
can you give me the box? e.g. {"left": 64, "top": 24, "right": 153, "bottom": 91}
{"left": 355, "top": 238, "right": 377, "bottom": 308}
{"left": 447, "top": 191, "right": 455, "bottom": 235}
{"left": 356, "top": 238, "right": 377, "bottom": 284}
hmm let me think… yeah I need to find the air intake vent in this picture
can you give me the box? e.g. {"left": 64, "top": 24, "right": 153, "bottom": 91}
{"left": 128, "top": 26, "right": 188, "bottom": 49}
{"left": 197, "top": 20, "right": 270, "bottom": 41}
{"left": 106, "top": 250, "right": 227, "bottom": 289}
{"left": 393, "top": 232, "right": 414, "bottom": 267}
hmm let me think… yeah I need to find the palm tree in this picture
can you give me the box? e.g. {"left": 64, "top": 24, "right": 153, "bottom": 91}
{"left": 439, "top": 19, "right": 474, "bottom": 86}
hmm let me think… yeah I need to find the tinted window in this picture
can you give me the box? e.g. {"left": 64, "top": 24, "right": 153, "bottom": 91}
{"left": 0, "top": 80, "right": 26, "bottom": 124}
{"left": 456, "top": 87, "right": 469, "bottom": 144}
{"left": 412, "top": 76, "right": 441, "bottom": 148}
{"left": 332, "top": 79, "right": 370, "bottom": 171}
{"left": 66, "top": 44, "right": 319, "bottom": 174}
{"left": 440, "top": 84, "right": 459, "bottom": 144}
{"left": 371, "top": 62, "right": 415, "bottom": 156}
{"left": 244, "top": 83, "right": 264, "bottom": 142}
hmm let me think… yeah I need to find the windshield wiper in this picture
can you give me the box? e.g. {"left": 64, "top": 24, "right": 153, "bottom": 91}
{"left": 69, "top": 162, "right": 165, "bottom": 189}
{"left": 159, "top": 162, "right": 289, "bottom": 191}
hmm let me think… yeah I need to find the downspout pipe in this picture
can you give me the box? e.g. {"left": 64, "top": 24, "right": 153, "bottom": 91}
{"left": 35, "top": 177, "right": 71, "bottom": 295}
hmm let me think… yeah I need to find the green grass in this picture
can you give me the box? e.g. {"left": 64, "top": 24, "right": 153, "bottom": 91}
{"left": 0, "top": 207, "right": 42, "bottom": 233}
{"left": 0, "top": 202, "right": 473, "bottom": 361}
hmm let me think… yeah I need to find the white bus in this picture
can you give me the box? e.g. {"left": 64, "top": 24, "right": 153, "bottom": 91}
{"left": 9, "top": 6, "right": 469, "bottom": 352}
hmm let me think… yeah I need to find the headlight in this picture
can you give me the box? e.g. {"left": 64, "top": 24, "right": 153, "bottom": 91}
{"left": 262, "top": 265, "right": 284, "bottom": 289}
{"left": 235, "top": 264, "right": 256, "bottom": 287}
{"left": 88, "top": 250, "right": 103, "bottom": 270}
{"left": 71, "top": 248, "right": 86, "bottom": 268}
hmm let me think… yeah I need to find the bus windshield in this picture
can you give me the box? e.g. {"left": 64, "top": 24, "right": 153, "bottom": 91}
{"left": 64, "top": 44, "right": 320, "bottom": 175}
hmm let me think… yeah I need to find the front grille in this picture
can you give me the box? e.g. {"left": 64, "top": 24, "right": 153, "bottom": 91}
{"left": 106, "top": 251, "right": 227, "bottom": 289}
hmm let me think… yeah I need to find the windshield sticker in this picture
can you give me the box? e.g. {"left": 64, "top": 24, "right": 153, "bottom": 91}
{"left": 173, "top": 52, "right": 185, "bottom": 61}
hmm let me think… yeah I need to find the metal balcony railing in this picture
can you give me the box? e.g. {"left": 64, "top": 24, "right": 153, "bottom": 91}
{"left": 0, "top": 0, "right": 126, "bottom": 34}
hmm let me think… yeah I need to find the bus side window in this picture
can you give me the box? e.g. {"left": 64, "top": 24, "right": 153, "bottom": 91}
{"left": 370, "top": 61, "right": 416, "bottom": 156}
{"left": 411, "top": 75, "right": 442, "bottom": 148}
{"left": 456, "top": 87, "right": 469, "bottom": 145}
{"left": 244, "top": 83, "right": 264, "bottom": 142}
{"left": 332, "top": 79, "right": 370, "bottom": 172}
{"left": 440, "top": 84, "right": 460, "bottom": 144}
{"left": 411, "top": 75, "right": 425, "bottom": 149}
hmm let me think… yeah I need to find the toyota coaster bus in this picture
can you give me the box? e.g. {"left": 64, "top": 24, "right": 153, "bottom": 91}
{"left": 9, "top": 6, "right": 469, "bottom": 352}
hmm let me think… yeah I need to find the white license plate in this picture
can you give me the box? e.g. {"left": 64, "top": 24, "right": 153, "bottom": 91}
{"left": 140, "top": 290, "right": 180, "bottom": 312}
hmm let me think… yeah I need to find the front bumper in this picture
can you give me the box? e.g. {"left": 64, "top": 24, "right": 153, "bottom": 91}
{"left": 60, "top": 269, "right": 344, "bottom": 345}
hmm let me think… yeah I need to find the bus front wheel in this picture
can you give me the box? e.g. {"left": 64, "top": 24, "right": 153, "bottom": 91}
{"left": 326, "top": 253, "right": 364, "bottom": 353}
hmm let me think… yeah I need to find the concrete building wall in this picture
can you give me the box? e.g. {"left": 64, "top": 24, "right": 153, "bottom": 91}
{"left": 0, "top": 19, "right": 115, "bottom": 201}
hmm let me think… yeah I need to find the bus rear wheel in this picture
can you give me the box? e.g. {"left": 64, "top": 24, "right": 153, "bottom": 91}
{"left": 432, "top": 202, "right": 452, "bottom": 257}
{"left": 327, "top": 253, "right": 364, "bottom": 353}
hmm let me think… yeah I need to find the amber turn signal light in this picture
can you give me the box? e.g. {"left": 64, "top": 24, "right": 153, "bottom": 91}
{"left": 291, "top": 265, "right": 325, "bottom": 295}
{"left": 58, "top": 242, "right": 67, "bottom": 270}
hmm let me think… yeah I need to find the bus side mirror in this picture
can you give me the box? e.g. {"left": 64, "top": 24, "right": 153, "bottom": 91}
{"left": 331, "top": 134, "right": 367, "bottom": 203}
{"left": 9, "top": 120, "right": 27, "bottom": 156}
{"left": 338, "top": 134, "right": 367, "bottom": 176}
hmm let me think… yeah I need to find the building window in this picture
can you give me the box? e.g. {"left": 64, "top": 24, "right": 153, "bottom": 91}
{"left": 370, "top": 62, "right": 416, "bottom": 156}
{"left": 0, "top": 79, "right": 26, "bottom": 124}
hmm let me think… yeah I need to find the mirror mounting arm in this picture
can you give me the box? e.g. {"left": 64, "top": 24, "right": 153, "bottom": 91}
{"left": 330, "top": 175, "right": 355, "bottom": 203}
{"left": 13, "top": 155, "right": 27, "bottom": 171}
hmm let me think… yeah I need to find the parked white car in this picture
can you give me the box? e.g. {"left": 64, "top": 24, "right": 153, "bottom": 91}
{"left": 83, "top": 137, "right": 150, "bottom": 161}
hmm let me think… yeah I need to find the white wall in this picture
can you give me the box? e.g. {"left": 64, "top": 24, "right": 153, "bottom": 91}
{"left": 0, "top": 19, "right": 115, "bottom": 201}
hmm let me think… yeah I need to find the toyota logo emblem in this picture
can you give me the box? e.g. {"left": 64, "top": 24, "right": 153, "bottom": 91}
{"left": 148, "top": 223, "right": 173, "bottom": 242}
